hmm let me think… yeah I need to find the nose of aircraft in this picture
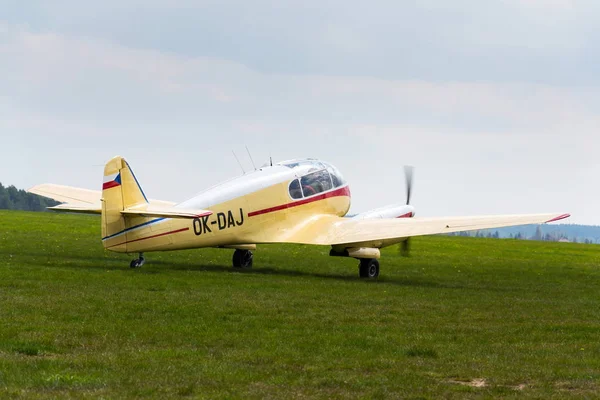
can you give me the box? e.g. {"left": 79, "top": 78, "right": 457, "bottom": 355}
{"left": 402, "top": 205, "right": 416, "bottom": 218}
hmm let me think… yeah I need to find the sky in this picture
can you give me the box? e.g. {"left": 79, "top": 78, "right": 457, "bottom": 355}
{"left": 1, "top": 0, "right": 599, "bottom": 224}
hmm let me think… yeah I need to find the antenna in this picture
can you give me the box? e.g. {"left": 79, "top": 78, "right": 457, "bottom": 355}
{"left": 246, "top": 145, "right": 257, "bottom": 171}
{"left": 232, "top": 151, "right": 246, "bottom": 174}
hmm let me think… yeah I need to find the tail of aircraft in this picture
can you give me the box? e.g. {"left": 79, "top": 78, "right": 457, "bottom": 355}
{"left": 101, "top": 156, "right": 148, "bottom": 247}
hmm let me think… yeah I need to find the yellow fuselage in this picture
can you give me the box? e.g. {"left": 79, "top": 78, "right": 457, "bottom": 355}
{"left": 102, "top": 170, "right": 351, "bottom": 253}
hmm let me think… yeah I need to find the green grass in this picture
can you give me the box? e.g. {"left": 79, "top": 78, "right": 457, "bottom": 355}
{"left": 0, "top": 210, "right": 599, "bottom": 399}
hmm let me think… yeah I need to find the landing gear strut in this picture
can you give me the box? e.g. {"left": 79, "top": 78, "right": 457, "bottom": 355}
{"left": 130, "top": 253, "right": 145, "bottom": 268}
{"left": 232, "top": 249, "right": 253, "bottom": 269}
{"left": 358, "top": 258, "right": 379, "bottom": 279}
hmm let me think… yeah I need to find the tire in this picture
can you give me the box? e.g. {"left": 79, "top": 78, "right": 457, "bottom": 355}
{"left": 232, "top": 250, "right": 253, "bottom": 269}
{"left": 130, "top": 256, "right": 145, "bottom": 268}
{"left": 359, "top": 258, "right": 379, "bottom": 278}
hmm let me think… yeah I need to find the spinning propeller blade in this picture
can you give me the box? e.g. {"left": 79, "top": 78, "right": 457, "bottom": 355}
{"left": 404, "top": 166, "right": 414, "bottom": 205}
{"left": 401, "top": 166, "right": 414, "bottom": 257}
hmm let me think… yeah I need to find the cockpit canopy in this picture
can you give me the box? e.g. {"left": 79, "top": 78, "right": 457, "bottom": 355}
{"left": 278, "top": 159, "right": 347, "bottom": 200}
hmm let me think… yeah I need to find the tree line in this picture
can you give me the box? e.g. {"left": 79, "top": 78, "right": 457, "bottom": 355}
{"left": 0, "top": 183, "right": 59, "bottom": 211}
{"left": 448, "top": 224, "right": 599, "bottom": 244}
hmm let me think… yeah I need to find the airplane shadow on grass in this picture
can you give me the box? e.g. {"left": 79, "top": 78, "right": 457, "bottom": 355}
{"left": 146, "top": 259, "right": 504, "bottom": 291}
{"left": 2, "top": 250, "right": 506, "bottom": 291}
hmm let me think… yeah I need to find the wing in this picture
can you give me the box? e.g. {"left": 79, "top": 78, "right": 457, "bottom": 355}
{"left": 251, "top": 213, "right": 570, "bottom": 248}
{"left": 28, "top": 183, "right": 176, "bottom": 215}
{"left": 326, "top": 213, "right": 570, "bottom": 248}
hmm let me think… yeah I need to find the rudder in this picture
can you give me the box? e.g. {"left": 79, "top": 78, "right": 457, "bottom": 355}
{"left": 101, "top": 156, "right": 148, "bottom": 250}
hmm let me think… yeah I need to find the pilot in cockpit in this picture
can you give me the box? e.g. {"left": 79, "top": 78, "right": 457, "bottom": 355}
{"left": 304, "top": 169, "right": 332, "bottom": 196}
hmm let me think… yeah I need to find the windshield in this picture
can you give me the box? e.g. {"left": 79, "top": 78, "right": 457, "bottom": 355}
{"left": 284, "top": 159, "right": 347, "bottom": 199}
{"left": 324, "top": 163, "right": 346, "bottom": 187}
{"left": 300, "top": 169, "right": 333, "bottom": 196}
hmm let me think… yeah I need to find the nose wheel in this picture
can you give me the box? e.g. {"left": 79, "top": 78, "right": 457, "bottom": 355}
{"left": 358, "top": 258, "right": 379, "bottom": 278}
{"left": 232, "top": 249, "right": 253, "bottom": 269}
{"left": 130, "top": 253, "right": 145, "bottom": 268}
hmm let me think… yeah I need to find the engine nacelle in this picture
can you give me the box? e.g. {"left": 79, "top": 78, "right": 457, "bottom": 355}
{"left": 351, "top": 203, "right": 415, "bottom": 220}
{"left": 330, "top": 247, "right": 381, "bottom": 259}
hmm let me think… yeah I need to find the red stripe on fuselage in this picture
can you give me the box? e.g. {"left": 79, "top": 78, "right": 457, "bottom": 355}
{"left": 248, "top": 186, "right": 351, "bottom": 217}
{"left": 106, "top": 227, "right": 189, "bottom": 249}
{"left": 102, "top": 181, "right": 121, "bottom": 190}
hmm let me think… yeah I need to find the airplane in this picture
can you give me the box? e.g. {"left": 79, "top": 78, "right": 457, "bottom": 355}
{"left": 28, "top": 156, "right": 570, "bottom": 278}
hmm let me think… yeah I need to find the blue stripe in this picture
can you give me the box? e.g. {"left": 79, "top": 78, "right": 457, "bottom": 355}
{"left": 126, "top": 161, "right": 149, "bottom": 203}
{"left": 102, "top": 218, "right": 165, "bottom": 241}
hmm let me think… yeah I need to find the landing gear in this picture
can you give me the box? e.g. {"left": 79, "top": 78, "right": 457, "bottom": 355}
{"left": 358, "top": 258, "right": 379, "bottom": 279}
{"left": 232, "top": 249, "right": 253, "bottom": 269}
{"left": 130, "top": 253, "right": 145, "bottom": 268}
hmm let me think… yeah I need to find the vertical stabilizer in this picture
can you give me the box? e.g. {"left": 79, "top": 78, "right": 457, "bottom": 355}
{"left": 101, "top": 156, "right": 148, "bottom": 249}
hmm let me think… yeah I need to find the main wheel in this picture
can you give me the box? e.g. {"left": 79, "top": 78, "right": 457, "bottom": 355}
{"left": 129, "top": 255, "right": 145, "bottom": 268}
{"left": 232, "top": 249, "right": 253, "bottom": 269}
{"left": 358, "top": 258, "right": 380, "bottom": 278}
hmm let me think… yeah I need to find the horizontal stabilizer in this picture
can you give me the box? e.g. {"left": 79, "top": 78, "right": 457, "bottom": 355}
{"left": 48, "top": 204, "right": 102, "bottom": 214}
{"left": 29, "top": 184, "right": 100, "bottom": 205}
{"left": 121, "top": 207, "right": 212, "bottom": 219}
{"left": 27, "top": 183, "right": 177, "bottom": 215}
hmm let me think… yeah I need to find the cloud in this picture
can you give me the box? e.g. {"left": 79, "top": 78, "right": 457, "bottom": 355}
{"left": 2, "top": 22, "right": 597, "bottom": 130}
{"left": 1, "top": 21, "right": 599, "bottom": 223}
{"left": 3, "top": 1, "right": 599, "bottom": 83}
{"left": 518, "top": 0, "right": 576, "bottom": 10}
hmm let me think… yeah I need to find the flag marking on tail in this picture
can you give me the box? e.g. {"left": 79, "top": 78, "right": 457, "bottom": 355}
{"left": 103, "top": 173, "right": 122, "bottom": 190}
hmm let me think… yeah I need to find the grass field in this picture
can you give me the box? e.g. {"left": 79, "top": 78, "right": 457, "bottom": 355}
{"left": 1, "top": 210, "right": 599, "bottom": 399}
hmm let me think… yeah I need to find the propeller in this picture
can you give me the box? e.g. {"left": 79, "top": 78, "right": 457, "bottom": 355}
{"left": 400, "top": 166, "right": 414, "bottom": 257}
{"left": 404, "top": 165, "right": 414, "bottom": 206}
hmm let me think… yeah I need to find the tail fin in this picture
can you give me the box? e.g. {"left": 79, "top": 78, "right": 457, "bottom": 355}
{"left": 101, "top": 156, "right": 148, "bottom": 249}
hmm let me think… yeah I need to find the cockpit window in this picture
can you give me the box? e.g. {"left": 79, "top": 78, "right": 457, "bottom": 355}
{"left": 301, "top": 169, "right": 332, "bottom": 197}
{"left": 326, "top": 165, "right": 346, "bottom": 188}
{"left": 328, "top": 167, "right": 341, "bottom": 187}
{"left": 289, "top": 179, "right": 303, "bottom": 199}
{"left": 285, "top": 160, "right": 347, "bottom": 200}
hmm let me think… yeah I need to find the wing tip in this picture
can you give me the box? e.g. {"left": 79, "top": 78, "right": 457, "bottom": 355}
{"left": 545, "top": 213, "right": 570, "bottom": 223}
